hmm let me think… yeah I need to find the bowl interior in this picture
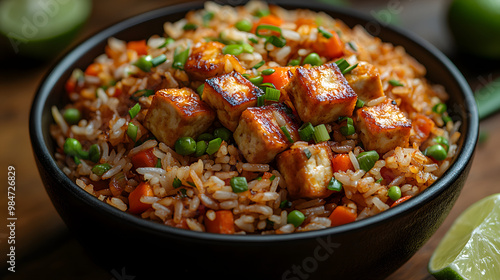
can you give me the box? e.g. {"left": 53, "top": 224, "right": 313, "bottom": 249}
{"left": 30, "top": 0, "right": 478, "bottom": 243}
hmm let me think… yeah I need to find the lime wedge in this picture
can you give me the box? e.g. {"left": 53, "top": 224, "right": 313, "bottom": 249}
{"left": 0, "top": 0, "right": 91, "bottom": 60}
{"left": 429, "top": 194, "right": 500, "bottom": 280}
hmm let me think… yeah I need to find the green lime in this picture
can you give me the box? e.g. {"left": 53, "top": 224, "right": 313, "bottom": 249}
{"left": 429, "top": 193, "right": 500, "bottom": 280}
{"left": 447, "top": 0, "right": 500, "bottom": 59}
{"left": 0, "top": 0, "right": 91, "bottom": 60}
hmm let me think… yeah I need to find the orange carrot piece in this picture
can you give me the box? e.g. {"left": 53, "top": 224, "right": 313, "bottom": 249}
{"left": 391, "top": 195, "right": 412, "bottom": 208}
{"left": 130, "top": 148, "right": 157, "bottom": 170}
{"left": 84, "top": 63, "right": 101, "bottom": 76}
{"left": 65, "top": 80, "right": 76, "bottom": 94}
{"left": 262, "top": 171, "right": 273, "bottom": 180}
{"left": 332, "top": 154, "right": 354, "bottom": 173}
{"left": 128, "top": 182, "right": 154, "bottom": 214}
{"left": 261, "top": 66, "right": 298, "bottom": 90}
{"left": 329, "top": 206, "right": 357, "bottom": 227}
{"left": 313, "top": 30, "right": 344, "bottom": 59}
{"left": 126, "top": 40, "right": 148, "bottom": 56}
{"left": 412, "top": 114, "right": 435, "bottom": 144}
{"left": 251, "top": 14, "right": 283, "bottom": 34}
{"left": 295, "top": 18, "right": 316, "bottom": 28}
{"left": 205, "top": 210, "right": 235, "bottom": 234}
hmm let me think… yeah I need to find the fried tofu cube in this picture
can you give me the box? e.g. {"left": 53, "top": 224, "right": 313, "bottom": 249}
{"left": 233, "top": 103, "right": 300, "bottom": 163}
{"left": 344, "top": 61, "right": 385, "bottom": 103}
{"left": 202, "top": 71, "right": 263, "bottom": 131}
{"left": 356, "top": 98, "right": 412, "bottom": 154}
{"left": 276, "top": 142, "right": 335, "bottom": 199}
{"left": 184, "top": 41, "right": 226, "bottom": 81}
{"left": 284, "top": 63, "right": 357, "bottom": 125}
{"left": 143, "top": 88, "right": 215, "bottom": 147}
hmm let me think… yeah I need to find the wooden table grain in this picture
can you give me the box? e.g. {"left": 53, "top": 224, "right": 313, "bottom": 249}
{"left": 1, "top": 0, "right": 499, "bottom": 279}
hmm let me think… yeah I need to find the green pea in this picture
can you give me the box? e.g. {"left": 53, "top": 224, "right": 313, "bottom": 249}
{"left": 235, "top": 19, "right": 252, "bottom": 32}
{"left": 434, "top": 136, "right": 449, "bottom": 152}
{"left": 357, "top": 150, "right": 379, "bottom": 172}
{"left": 63, "top": 108, "right": 81, "bottom": 125}
{"left": 92, "top": 163, "right": 112, "bottom": 176}
{"left": 287, "top": 210, "right": 305, "bottom": 228}
{"left": 213, "top": 127, "right": 232, "bottom": 142}
{"left": 248, "top": 75, "right": 263, "bottom": 85}
{"left": 222, "top": 44, "right": 243, "bottom": 56}
{"left": 194, "top": 140, "right": 208, "bottom": 157}
{"left": 230, "top": 176, "right": 248, "bottom": 193}
{"left": 302, "top": 52, "right": 322, "bottom": 66}
{"left": 261, "top": 68, "right": 276, "bottom": 76}
{"left": 63, "top": 138, "right": 87, "bottom": 159}
{"left": 425, "top": 144, "right": 448, "bottom": 161}
{"left": 388, "top": 186, "right": 402, "bottom": 201}
{"left": 89, "top": 144, "right": 101, "bottom": 163}
{"left": 197, "top": 133, "right": 214, "bottom": 142}
{"left": 206, "top": 138, "right": 222, "bottom": 155}
{"left": 432, "top": 103, "right": 447, "bottom": 114}
{"left": 174, "top": 137, "right": 196, "bottom": 156}
{"left": 288, "top": 58, "right": 300, "bottom": 66}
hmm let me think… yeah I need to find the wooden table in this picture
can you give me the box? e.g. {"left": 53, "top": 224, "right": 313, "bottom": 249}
{"left": 1, "top": 0, "right": 499, "bottom": 279}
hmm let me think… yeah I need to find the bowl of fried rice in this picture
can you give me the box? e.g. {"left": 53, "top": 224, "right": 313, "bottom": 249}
{"left": 29, "top": 0, "right": 478, "bottom": 279}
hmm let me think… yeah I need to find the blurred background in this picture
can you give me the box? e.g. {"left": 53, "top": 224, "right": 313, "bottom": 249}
{"left": 0, "top": 0, "right": 499, "bottom": 279}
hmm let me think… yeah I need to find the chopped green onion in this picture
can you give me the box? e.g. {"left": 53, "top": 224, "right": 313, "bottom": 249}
{"left": 241, "top": 43, "right": 254, "bottom": 53}
{"left": 288, "top": 58, "right": 300, "bottom": 66}
{"left": 280, "top": 200, "right": 292, "bottom": 209}
{"left": 73, "top": 156, "right": 81, "bottom": 165}
{"left": 223, "top": 44, "right": 244, "bottom": 56}
{"left": 230, "top": 177, "right": 248, "bottom": 193}
{"left": 287, "top": 210, "right": 305, "bottom": 228}
{"left": 340, "top": 123, "right": 355, "bottom": 136}
{"left": 265, "top": 35, "right": 286, "bottom": 48}
{"left": 342, "top": 63, "right": 358, "bottom": 75}
{"left": 214, "top": 127, "right": 232, "bottom": 142}
{"left": 248, "top": 37, "right": 259, "bottom": 44}
{"left": 130, "top": 89, "right": 155, "bottom": 101}
{"left": 298, "top": 122, "right": 315, "bottom": 142}
{"left": 432, "top": 103, "right": 447, "bottom": 114}
{"left": 173, "top": 177, "right": 182, "bottom": 188}
{"left": 253, "top": 60, "right": 265, "bottom": 69}
{"left": 269, "top": 175, "right": 276, "bottom": 181}
{"left": 264, "top": 87, "right": 281, "bottom": 102}
{"left": 434, "top": 136, "right": 449, "bottom": 152}
{"left": 197, "top": 83, "right": 205, "bottom": 97}
{"left": 202, "top": 11, "right": 214, "bottom": 26}
{"left": 194, "top": 140, "right": 208, "bottom": 157}
{"left": 327, "top": 177, "right": 343, "bottom": 192}
{"left": 389, "top": 79, "right": 404, "bottom": 87}
{"left": 235, "top": 19, "right": 252, "bottom": 32}
{"left": 151, "top": 54, "right": 167, "bottom": 67}
{"left": 155, "top": 158, "right": 162, "bottom": 168}
{"left": 280, "top": 126, "right": 294, "bottom": 143}
{"left": 317, "top": 26, "right": 333, "bottom": 39}
{"left": 92, "top": 163, "right": 112, "bottom": 176}
{"left": 303, "top": 52, "right": 322, "bottom": 66}
{"left": 206, "top": 138, "right": 222, "bottom": 155}
{"left": 348, "top": 41, "right": 358, "bottom": 51}
{"left": 356, "top": 99, "right": 365, "bottom": 108}
{"left": 442, "top": 115, "right": 452, "bottom": 124}
{"left": 174, "top": 137, "right": 196, "bottom": 156}
{"left": 357, "top": 150, "right": 379, "bottom": 172}
{"left": 424, "top": 144, "right": 447, "bottom": 161}
{"left": 334, "top": 58, "right": 350, "bottom": 72}
{"left": 257, "top": 95, "right": 265, "bottom": 106}
{"left": 178, "top": 188, "right": 188, "bottom": 197}
{"left": 172, "top": 46, "right": 190, "bottom": 70}
{"left": 261, "top": 68, "right": 276, "bottom": 76}
{"left": 313, "top": 124, "right": 330, "bottom": 143}
{"left": 388, "top": 186, "right": 402, "bottom": 201}
{"left": 260, "top": 82, "right": 276, "bottom": 89}
{"left": 255, "top": 9, "right": 270, "bottom": 18}
{"left": 158, "top": 37, "right": 174, "bottom": 48}
{"left": 183, "top": 23, "right": 198, "bottom": 30}
{"left": 128, "top": 103, "right": 141, "bottom": 119}
{"left": 376, "top": 178, "right": 383, "bottom": 183}
{"left": 63, "top": 108, "right": 81, "bottom": 125}
{"left": 248, "top": 75, "right": 264, "bottom": 85}
{"left": 304, "top": 148, "right": 312, "bottom": 159}
{"left": 89, "top": 144, "right": 101, "bottom": 163}
{"left": 133, "top": 55, "right": 153, "bottom": 72}
{"left": 127, "top": 123, "right": 138, "bottom": 142}
{"left": 255, "top": 24, "right": 282, "bottom": 38}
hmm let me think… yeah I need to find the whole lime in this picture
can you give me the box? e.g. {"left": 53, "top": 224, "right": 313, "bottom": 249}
{"left": 447, "top": 0, "right": 500, "bottom": 59}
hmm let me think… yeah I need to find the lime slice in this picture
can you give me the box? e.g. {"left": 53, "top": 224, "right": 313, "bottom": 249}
{"left": 0, "top": 0, "right": 91, "bottom": 60}
{"left": 429, "top": 194, "right": 500, "bottom": 280}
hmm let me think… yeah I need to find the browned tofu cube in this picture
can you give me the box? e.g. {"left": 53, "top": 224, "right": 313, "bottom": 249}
{"left": 284, "top": 63, "right": 358, "bottom": 125}
{"left": 202, "top": 71, "right": 263, "bottom": 131}
{"left": 143, "top": 88, "right": 215, "bottom": 147}
{"left": 276, "top": 142, "right": 335, "bottom": 199}
{"left": 184, "top": 41, "right": 226, "bottom": 81}
{"left": 233, "top": 103, "right": 300, "bottom": 163}
{"left": 344, "top": 62, "right": 385, "bottom": 103}
{"left": 356, "top": 98, "right": 412, "bottom": 154}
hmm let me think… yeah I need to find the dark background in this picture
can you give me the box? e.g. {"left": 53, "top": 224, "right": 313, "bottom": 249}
{"left": 1, "top": 0, "right": 499, "bottom": 279}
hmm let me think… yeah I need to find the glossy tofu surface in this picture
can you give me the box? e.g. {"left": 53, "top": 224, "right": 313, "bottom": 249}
{"left": 233, "top": 103, "right": 299, "bottom": 163}
{"left": 344, "top": 62, "right": 385, "bottom": 103}
{"left": 276, "top": 142, "right": 335, "bottom": 199}
{"left": 143, "top": 88, "right": 215, "bottom": 147}
{"left": 184, "top": 41, "right": 226, "bottom": 81}
{"left": 356, "top": 98, "right": 412, "bottom": 154}
{"left": 284, "top": 63, "right": 357, "bottom": 125}
{"left": 202, "top": 71, "right": 263, "bottom": 131}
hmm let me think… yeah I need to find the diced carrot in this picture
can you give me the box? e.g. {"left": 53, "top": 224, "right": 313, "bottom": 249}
{"left": 110, "top": 85, "right": 122, "bottom": 97}
{"left": 329, "top": 206, "right": 357, "bottom": 227}
{"left": 128, "top": 182, "right": 154, "bottom": 214}
{"left": 65, "top": 80, "right": 76, "bottom": 94}
{"left": 251, "top": 14, "right": 283, "bottom": 34}
{"left": 332, "top": 154, "right": 354, "bottom": 173}
{"left": 261, "top": 66, "right": 298, "bottom": 90}
{"left": 391, "top": 195, "right": 412, "bottom": 208}
{"left": 84, "top": 63, "right": 101, "bottom": 77}
{"left": 412, "top": 114, "right": 435, "bottom": 144}
{"left": 313, "top": 30, "right": 344, "bottom": 59}
{"left": 126, "top": 40, "right": 148, "bottom": 56}
{"left": 262, "top": 171, "right": 273, "bottom": 180}
{"left": 295, "top": 18, "right": 316, "bottom": 28}
{"left": 205, "top": 210, "right": 235, "bottom": 234}
{"left": 130, "top": 148, "right": 157, "bottom": 170}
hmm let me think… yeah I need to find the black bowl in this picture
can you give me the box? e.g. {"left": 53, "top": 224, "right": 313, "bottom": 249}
{"left": 29, "top": 1, "right": 478, "bottom": 279}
